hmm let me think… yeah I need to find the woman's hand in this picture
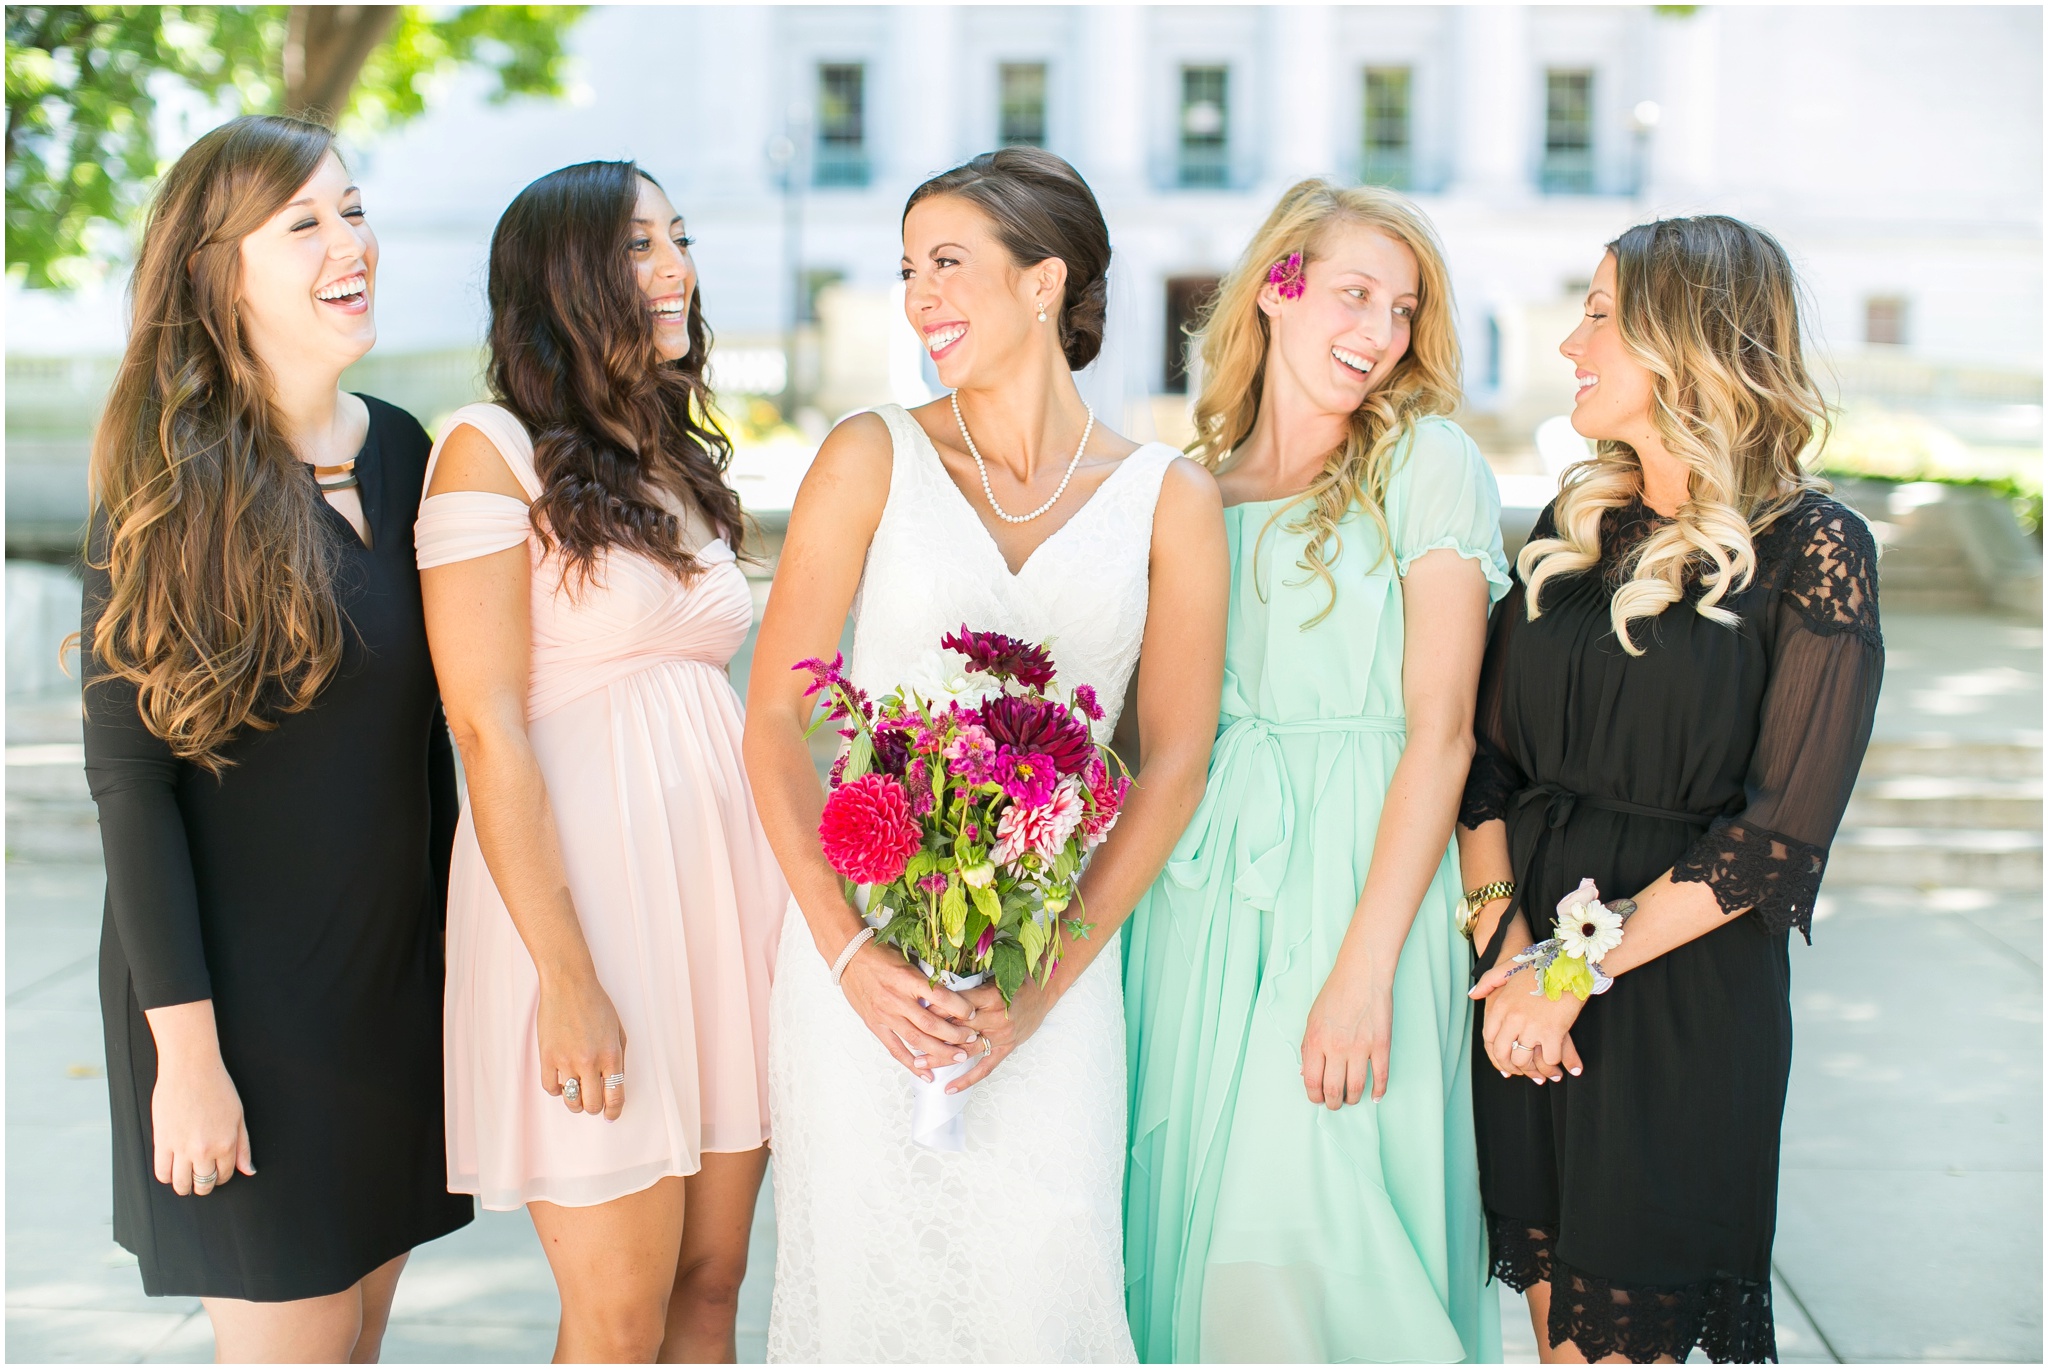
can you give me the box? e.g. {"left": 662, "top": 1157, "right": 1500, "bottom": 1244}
{"left": 1470, "top": 962, "right": 1583, "bottom": 1083}
{"left": 1302, "top": 961, "right": 1394, "bottom": 1107}
{"left": 538, "top": 973, "right": 628, "bottom": 1120}
{"left": 146, "top": 1002, "right": 255, "bottom": 1197}
{"left": 838, "top": 940, "right": 979, "bottom": 1083}
{"left": 945, "top": 979, "right": 1054, "bottom": 1092}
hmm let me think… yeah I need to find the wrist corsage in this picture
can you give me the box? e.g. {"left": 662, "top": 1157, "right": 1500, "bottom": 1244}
{"left": 1506, "top": 878, "right": 1636, "bottom": 1001}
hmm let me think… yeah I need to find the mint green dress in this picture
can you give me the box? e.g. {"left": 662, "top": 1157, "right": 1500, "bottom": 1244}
{"left": 1123, "top": 417, "right": 1510, "bottom": 1364}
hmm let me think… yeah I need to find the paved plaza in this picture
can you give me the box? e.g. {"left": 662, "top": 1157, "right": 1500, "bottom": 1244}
{"left": 6, "top": 608, "right": 2039, "bottom": 1363}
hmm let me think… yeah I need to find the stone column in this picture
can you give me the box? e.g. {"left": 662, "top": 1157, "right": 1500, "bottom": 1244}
{"left": 1264, "top": 6, "right": 1338, "bottom": 186}
{"left": 887, "top": 4, "right": 959, "bottom": 189}
{"left": 690, "top": 5, "right": 774, "bottom": 200}
{"left": 1079, "top": 5, "right": 1146, "bottom": 193}
{"left": 1649, "top": 6, "right": 1718, "bottom": 204}
{"left": 1450, "top": 4, "right": 1532, "bottom": 199}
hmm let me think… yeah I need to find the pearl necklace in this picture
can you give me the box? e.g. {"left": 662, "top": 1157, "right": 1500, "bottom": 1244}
{"left": 951, "top": 392, "right": 1094, "bottom": 525}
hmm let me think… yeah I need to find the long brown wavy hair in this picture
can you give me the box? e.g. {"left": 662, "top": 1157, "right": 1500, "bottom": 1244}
{"left": 486, "top": 160, "right": 742, "bottom": 588}
{"left": 86, "top": 114, "right": 349, "bottom": 775}
{"left": 1519, "top": 216, "right": 1830, "bottom": 654}
{"left": 1188, "top": 179, "right": 1462, "bottom": 627}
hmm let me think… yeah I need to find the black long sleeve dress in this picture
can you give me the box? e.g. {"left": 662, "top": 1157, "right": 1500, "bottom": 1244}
{"left": 85, "top": 395, "right": 473, "bottom": 1301}
{"left": 1460, "top": 492, "right": 1883, "bottom": 1363}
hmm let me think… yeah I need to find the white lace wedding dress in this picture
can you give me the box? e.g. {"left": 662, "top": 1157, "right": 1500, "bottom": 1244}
{"left": 765, "top": 403, "right": 1181, "bottom": 1363}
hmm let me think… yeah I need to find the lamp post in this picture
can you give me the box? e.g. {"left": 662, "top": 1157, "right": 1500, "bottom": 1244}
{"left": 1629, "top": 99, "right": 1662, "bottom": 202}
{"left": 766, "top": 101, "right": 809, "bottom": 422}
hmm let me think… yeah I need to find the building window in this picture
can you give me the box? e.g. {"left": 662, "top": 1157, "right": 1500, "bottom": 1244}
{"left": 999, "top": 62, "right": 1048, "bottom": 148}
{"left": 815, "top": 63, "right": 868, "bottom": 188}
{"left": 1362, "top": 67, "right": 1413, "bottom": 190}
{"left": 1865, "top": 296, "right": 1910, "bottom": 347}
{"left": 1540, "top": 68, "right": 1595, "bottom": 194}
{"left": 1164, "top": 276, "right": 1222, "bottom": 393}
{"left": 1178, "top": 66, "right": 1229, "bottom": 188}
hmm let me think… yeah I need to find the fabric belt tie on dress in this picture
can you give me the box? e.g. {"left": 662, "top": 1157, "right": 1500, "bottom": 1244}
{"left": 1165, "top": 713, "right": 1406, "bottom": 912}
{"left": 1483, "top": 782, "right": 1726, "bottom": 967}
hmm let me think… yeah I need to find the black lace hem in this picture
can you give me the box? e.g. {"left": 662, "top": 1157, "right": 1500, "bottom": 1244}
{"left": 1486, "top": 1210, "right": 1554, "bottom": 1291}
{"left": 1459, "top": 746, "right": 1521, "bottom": 829}
{"left": 1672, "top": 817, "right": 1826, "bottom": 942}
{"left": 1485, "top": 1212, "right": 1778, "bottom": 1363}
{"left": 1550, "top": 1253, "right": 1777, "bottom": 1364}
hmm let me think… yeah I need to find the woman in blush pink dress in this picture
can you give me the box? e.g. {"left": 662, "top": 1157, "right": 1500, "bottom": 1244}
{"left": 417, "top": 160, "right": 785, "bottom": 1363}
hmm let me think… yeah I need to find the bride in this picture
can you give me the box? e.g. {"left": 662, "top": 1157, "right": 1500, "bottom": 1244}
{"left": 743, "top": 146, "right": 1228, "bottom": 1362}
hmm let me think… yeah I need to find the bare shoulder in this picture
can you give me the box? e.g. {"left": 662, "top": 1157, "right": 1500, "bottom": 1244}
{"left": 1154, "top": 454, "right": 1225, "bottom": 525}
{"left": 425, "top": 420, "right": 530, "bottom": 502}
{"left": 790, "top": 409, "right": 893, "bottom": 535}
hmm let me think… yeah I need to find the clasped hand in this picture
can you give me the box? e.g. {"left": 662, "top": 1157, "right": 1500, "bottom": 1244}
{"left": 1468, "top": 959, "right": 1584, "bottom": 1084}
{"left": 837, "top": 939, "right": 1053, "bottom": 1091}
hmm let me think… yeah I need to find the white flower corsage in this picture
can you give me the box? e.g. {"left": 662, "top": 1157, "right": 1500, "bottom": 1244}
{"left": 1505, "top": 878, "right": 1637, "bottom": 1001}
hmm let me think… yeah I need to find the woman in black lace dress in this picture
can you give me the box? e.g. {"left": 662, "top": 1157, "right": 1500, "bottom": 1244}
{"left": 1456, "top": 217, "right": 1882, "bottom": 1364}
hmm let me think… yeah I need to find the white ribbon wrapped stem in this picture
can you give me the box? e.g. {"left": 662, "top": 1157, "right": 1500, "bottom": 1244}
{"left": 909, "top": 961, "right": 986, "bottom": 1151}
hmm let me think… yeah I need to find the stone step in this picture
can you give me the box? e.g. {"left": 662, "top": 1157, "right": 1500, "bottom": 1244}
{"left": 1828, "top": 826, "right": 2043, "bottom": 889}
{"left": 5, "top": 743, "right": 101, "bottom": 864}
{"left": 1861, "top": 739, "right": 2042, "bottom": 780}
{"left": 1844, "top": 776, "right": 2043, "bottom": 829}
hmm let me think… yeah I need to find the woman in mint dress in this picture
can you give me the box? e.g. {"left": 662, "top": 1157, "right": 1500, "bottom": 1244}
{"left": 1125, "top": 181, "right": 1507, "bottom": 1363}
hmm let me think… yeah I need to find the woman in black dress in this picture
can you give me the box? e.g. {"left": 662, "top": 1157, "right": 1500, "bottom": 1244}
{"left": 82, "top": 115, "right": 470, "bottom": 1360}
{"left": 1457, "top": 217, "right": 1882, "bottom": 1363}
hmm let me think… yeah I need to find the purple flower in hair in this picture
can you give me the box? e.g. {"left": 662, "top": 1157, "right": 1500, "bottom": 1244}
{"left": 1267, "top": 250, "right": 1306, "bottom": 301}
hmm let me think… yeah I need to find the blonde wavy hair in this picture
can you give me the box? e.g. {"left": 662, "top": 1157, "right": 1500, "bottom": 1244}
{"left": 1186, "top": 179, "right": 1462, "bottom": 627}
{"left": 1520, "top": 216, "right": 1830, "bottom": 654}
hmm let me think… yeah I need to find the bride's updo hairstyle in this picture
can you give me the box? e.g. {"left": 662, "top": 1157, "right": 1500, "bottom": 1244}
{"left": 903, "top": 147, "right": 1111, "bottom": 370}
{"left": 1519, "top": 216, "right": 1829, "bottom": 655}
{"left": 486, "top": 159, "right": 742, "bottom": 590}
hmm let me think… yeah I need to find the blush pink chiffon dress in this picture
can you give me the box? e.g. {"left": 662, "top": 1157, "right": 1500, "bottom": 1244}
{"left": 416, "top": 401, "right": 786, "bottom": 1211}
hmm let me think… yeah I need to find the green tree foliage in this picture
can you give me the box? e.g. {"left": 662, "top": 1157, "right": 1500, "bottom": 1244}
{"left": 5, "top": 5, "right": 586, "bottom": 288}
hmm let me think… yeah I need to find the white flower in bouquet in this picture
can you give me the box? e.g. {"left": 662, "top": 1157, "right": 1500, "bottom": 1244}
{"left": 1554, "top": 877, "right": 1625, "bottom": 962}
{"left": 894, "top": 648, "right": 1002, "bottom": 710}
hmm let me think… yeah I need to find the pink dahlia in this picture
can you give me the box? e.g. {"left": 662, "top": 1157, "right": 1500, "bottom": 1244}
{"left": 983, "top": 695, "right": 1095, "bottom": 776}
{"left": 991, "top": 782, "right": 1086, "bottom": 870}
{"left": 819, "top": 774, "right": 923, "bottom": 885}
{"left": 941, "top": 625, "right": 1057, "bottom": 690}
{"left": 998, "top": 749, "right": 1059, "bottom": 808}
{"left": 1083, "top": 769, "right": 1130, "bottom": 849}
{"left": 944, "top": 723, "right": 1002, "bottom": 783}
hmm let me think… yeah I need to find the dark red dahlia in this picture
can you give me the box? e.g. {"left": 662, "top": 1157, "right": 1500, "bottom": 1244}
{"left": 941, "top": 624, "right": 1057, "bottom": 690}
{"left": 982, "top": 694, "right": 1095, "bottom": 776}
{"left": 871, "top": 722, "right": 912, "bottom": 777}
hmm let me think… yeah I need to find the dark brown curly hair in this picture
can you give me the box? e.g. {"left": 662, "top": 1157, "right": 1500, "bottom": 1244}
{"left": 486, "top": 160, "right": 743, "bottom": 587}
{"left": 87, "top": 114, "right": 349, "bottom": 774}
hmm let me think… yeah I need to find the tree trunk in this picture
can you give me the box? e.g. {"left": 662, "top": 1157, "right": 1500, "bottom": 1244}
{"left": 282, "top": 5, "right": 400, "bottom": 122}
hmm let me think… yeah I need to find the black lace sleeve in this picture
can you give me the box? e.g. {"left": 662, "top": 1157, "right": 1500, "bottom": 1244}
{"left": 1672, "top": 499, "right": 1884, "bottom": 939}
{"left": 1459, "top": 504, "right": 1551, "bottom": 828}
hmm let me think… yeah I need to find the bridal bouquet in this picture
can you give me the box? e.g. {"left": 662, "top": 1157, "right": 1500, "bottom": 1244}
{"left": 798, "top": 626, "right": 1130, "bottom": 1005}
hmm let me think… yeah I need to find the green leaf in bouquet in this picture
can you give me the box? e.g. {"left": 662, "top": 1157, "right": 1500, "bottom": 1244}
{"left": 1018, "top": 911, "right": 1048, "bottom": 970}
{"left": 904, "top": 850, "right": 940, "bottom": 884}
{"left": 991, "top": 941, "right": 1027, "bottom": 1003}
{"left": 941, "top": 881, "right": 969, "bottom": 947}
{"left": 968, "top": 882, "right": 1001, "bottom": 926}
{"left": 843, "top": 731, "right": 874, "bottom": 783}
{"left": 1052, "top": 847, "right": 1079, "bottom": 884}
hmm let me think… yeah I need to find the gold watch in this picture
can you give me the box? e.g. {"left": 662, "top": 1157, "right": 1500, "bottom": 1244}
{"left": 1457, "top": 880, "right": 1516, "bottom": 940}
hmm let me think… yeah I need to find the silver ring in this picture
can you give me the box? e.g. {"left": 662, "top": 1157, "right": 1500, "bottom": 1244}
{"left": 193, "top": 1169, "right": 218, "bottom": 1185}
{"left": 604, "top": 1073, "right": 625, "bottom": 1089}
{"left": 981, "top": 1037, "right": 993, "bottom": 1058}
{"left": 1509, "top": 1040, "right": 1532, "bottom": 1055}
{"left": 562, "top": 1078, "right": 581, "bottom": 1099}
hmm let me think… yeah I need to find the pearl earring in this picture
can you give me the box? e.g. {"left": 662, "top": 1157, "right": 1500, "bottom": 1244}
{"left": 1037, "top": 307, "right": 1048, "bottom": 323}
